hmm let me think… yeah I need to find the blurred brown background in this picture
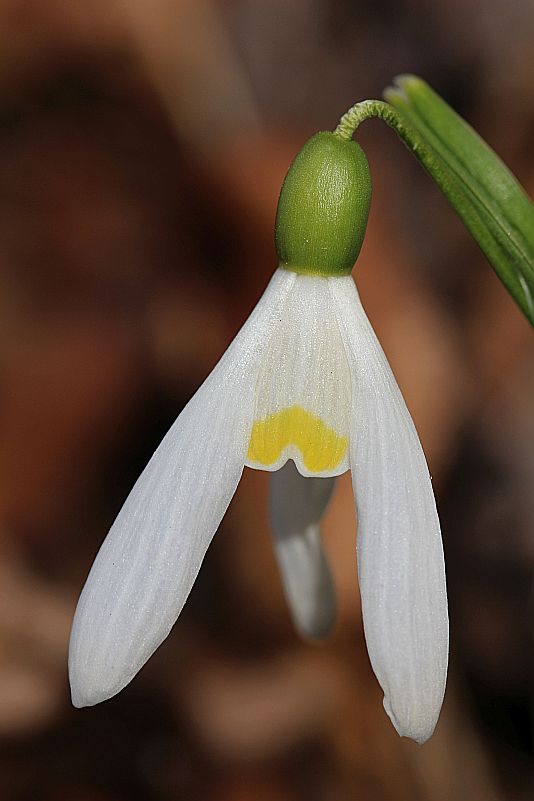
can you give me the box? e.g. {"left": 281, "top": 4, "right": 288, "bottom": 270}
{"left": 0, "top": 1, "right": 533, "bottom": 799}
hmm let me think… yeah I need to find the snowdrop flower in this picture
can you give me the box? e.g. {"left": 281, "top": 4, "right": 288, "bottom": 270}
{"left": 69, "top": 132, "right": 448, "bottom": 743}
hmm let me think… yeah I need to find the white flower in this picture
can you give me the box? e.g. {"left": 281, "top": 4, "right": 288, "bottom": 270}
{"left": 69, "top": 267, "right": 448, "bottom": 744}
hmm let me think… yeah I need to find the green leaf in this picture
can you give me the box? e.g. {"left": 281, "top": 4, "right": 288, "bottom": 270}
{"left": 383, "top": 75, "right": 534, "bottom": 326}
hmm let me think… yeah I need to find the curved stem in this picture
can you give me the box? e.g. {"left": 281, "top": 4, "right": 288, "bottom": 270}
{"left": 334, "top": 99, "right": 436, "bottom": 169}
{"left": 334, "top": 99, "right": 396, "bottom": 139}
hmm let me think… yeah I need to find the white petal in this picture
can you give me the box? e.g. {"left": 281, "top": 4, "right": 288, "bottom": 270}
{"left": 330, "top": 276, "right": 448, "bottom": 743}
{"left": 69, "top": 269, "right": 296, "bottom": 707}
{"left": 246, "top": 273, "right": 351, "bottom": 478}
{"left": 270, "top": 462, "right": 336, "bottom": 639}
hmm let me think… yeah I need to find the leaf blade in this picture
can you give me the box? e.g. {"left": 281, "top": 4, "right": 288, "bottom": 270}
{"left": 384, "top": 75, "right": 534, "bottom": 325}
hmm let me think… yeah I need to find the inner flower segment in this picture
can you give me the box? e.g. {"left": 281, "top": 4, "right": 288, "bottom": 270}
{"left": 245, "top": 272, "right": 352, "bottom": 478}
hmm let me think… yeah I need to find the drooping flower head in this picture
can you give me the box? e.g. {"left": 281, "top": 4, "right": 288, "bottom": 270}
{"left": 69, "top": 130, "right": 448, "bottom": 744}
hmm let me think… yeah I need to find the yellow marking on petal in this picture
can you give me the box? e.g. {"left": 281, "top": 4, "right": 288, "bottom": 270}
{"left": 247, "top": 405, "right": 347, "bottom": 474}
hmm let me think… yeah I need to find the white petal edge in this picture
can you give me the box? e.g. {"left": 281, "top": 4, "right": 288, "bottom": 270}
{"left": 330, "top": 276, "right": 449, "bottom": 744}
{"left": 270, "top": 462, "right": 337, "bottom": 639}
{"left": 69, "top": 268, "right": 297, "bottom": 707}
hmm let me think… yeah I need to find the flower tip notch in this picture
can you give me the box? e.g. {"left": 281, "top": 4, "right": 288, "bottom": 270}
{"left": 383, "top": 694, "right": 440, "bottom": 745}
{"left": 275, "top": 131, "right": 371, "bottom": 277}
